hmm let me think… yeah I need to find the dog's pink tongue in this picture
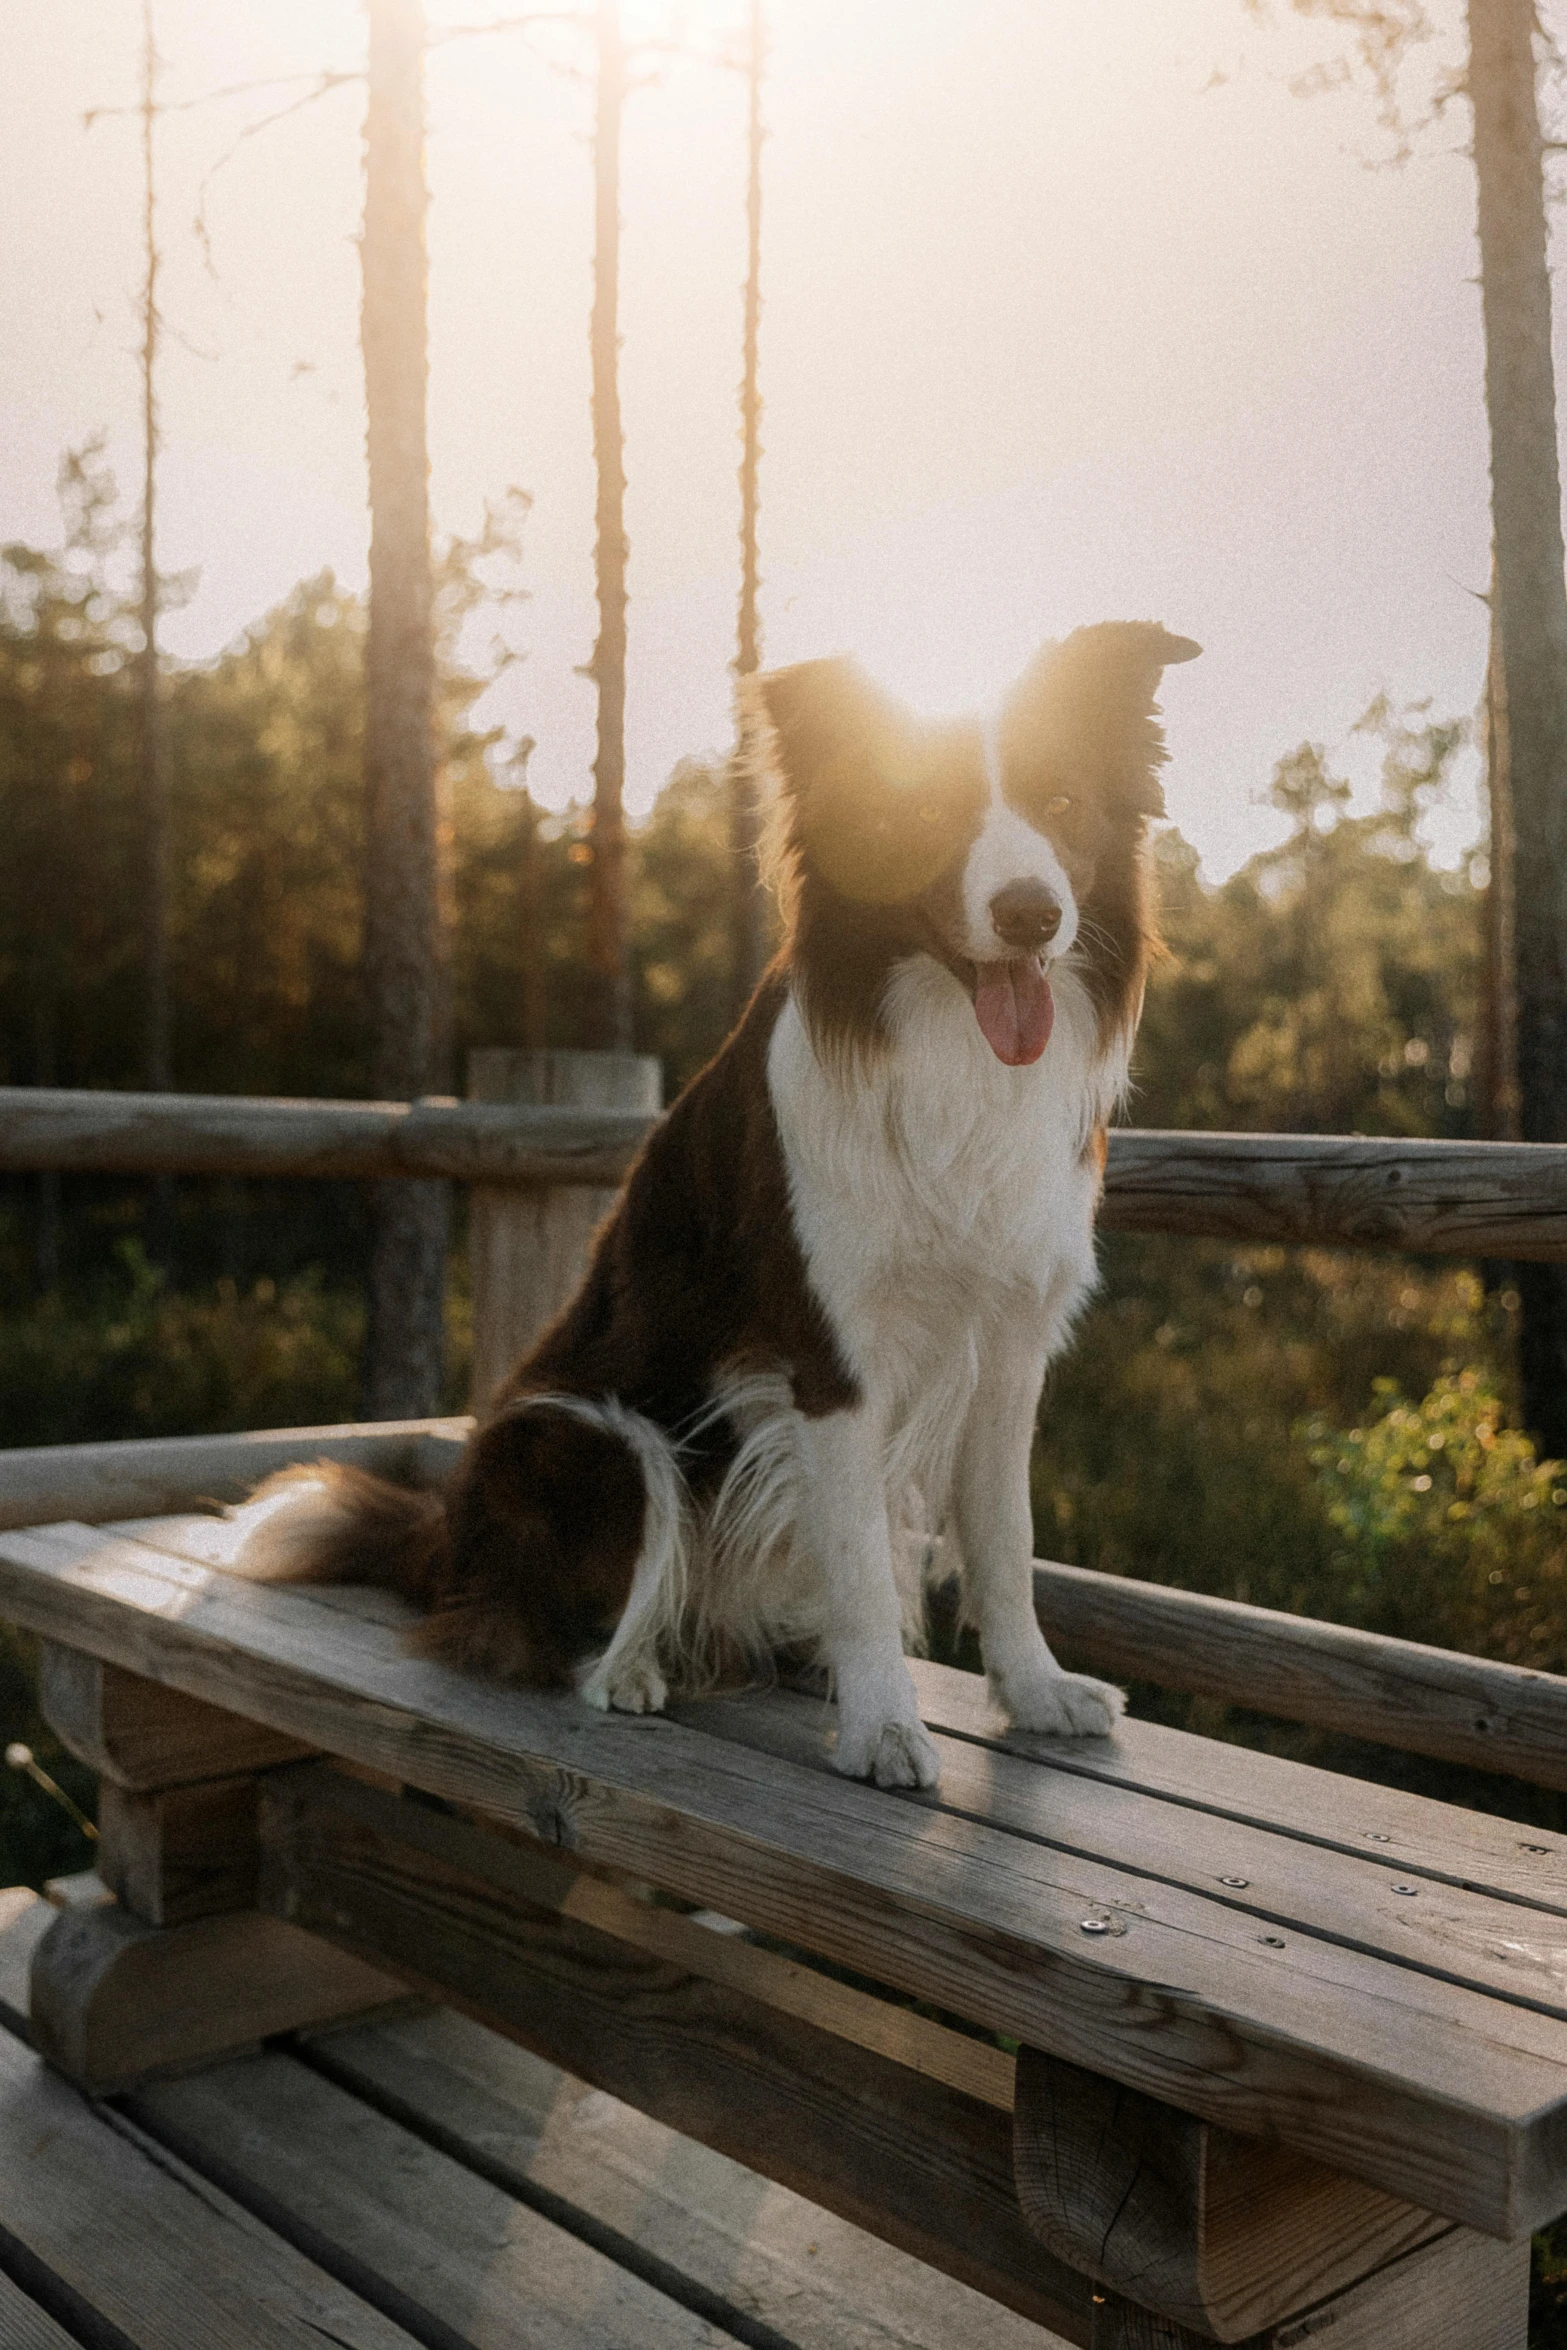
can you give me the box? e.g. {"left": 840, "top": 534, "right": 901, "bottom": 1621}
{"left": 973, "top": 960, "right": 1055, "bottom": 1065}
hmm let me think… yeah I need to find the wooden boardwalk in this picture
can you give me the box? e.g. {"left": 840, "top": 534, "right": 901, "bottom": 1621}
{"left": 0, "top": 1887, "right": 1071, "bottom": 2350}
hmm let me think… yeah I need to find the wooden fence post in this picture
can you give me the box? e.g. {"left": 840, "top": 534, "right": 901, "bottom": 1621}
{"left": 467, "top": 1048, "right": 661, "bottom": 1411}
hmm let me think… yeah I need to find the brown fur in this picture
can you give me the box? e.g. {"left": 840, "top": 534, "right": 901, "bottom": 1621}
{"left": 238, "top": 622, "right": 1194, "bottom": 1687}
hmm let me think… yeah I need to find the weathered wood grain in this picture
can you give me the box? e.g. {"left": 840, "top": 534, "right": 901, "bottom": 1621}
{"left": 98, "top": 1773, "right": 259, "bottom": 1926}
{"left": 467, "top": 1049, "right": 661, "bottom": 1409}
{"left": 135, "top": 2052, "right": 735, "bottom": 2350}
{"left": 5, "top": 1091, "right": 1567, "bottom": 1256}
{"left": 314, "top": 2006, "right": 1064, "bottom": 2350}
{"left": 906, "top": 1658, "right": 1567, "bottom": 1911}
{"left": 0, "top": 1884, "right": 50, "bottom": 2018}
{"left": 40, "top": 1643, "right": 311, "bottom": 1785}
{"left": 258, "top": 1763, "right": 1092, "bottom": 2341}
{"left": 0, "top": 1085, "right": 655, "bottom": 1185}
{"left": 29, "top": 1898, "right": 405, "bottom": 2091}
{"left": 1030, "top": 1559, "right": 1567, "bottom": 1789}
{"left": 1099, "top": 1128, "right": 1567, "bottom": 1260}
{"left": 0, "top": 1418, "right": 468, "bottom": 1533}
{"left": 0, "top": 2017, "right": 423, "bottom": 2350}
{"left": 7, "top": 1517, "right": 1567, "bottom": 2234}
{"left": 675, "top": 1684, "right": 1567, "bottom": 2023}
{"left": 1092, "top": 2223, "right": 1528, "bottom": 2348}
{"left": 1012, "top": 2048, "right": 1440, "bottom": 2342}
{"left": 309, "top": 1766, "right": 1012, "bottom": 2111}
{"left": 0, "top": 2271, "right": 80, "bottom": 2350}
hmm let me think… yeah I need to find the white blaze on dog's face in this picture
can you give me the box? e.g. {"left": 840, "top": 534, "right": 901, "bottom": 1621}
{"left": 954, "top": 717, "right": 1081, "bottom": 1066}
{"left": 754, "top": 622, "right": 1200, "bottom": 1070}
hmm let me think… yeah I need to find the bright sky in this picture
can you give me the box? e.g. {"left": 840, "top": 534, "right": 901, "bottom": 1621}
{"left": 0, "top": 0, "right": 1530, "bottom": 875}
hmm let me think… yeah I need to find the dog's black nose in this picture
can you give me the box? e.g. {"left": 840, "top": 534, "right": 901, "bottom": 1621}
{"left": 988, "top": 879, "right": 1062, "bottom": 953}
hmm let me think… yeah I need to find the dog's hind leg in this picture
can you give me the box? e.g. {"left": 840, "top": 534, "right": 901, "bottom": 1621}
{"left": 799, "top": 1408, "right": 940, "bottom": 1791}
{"left": 427, "top": 1395, "right": 685, "bottom": 1700}
{"left": 954, "top": 1320, "right": 1125, "bottom": 1740}
{"left": 574, "top": 1402, "right": 691, "bottom": 1715}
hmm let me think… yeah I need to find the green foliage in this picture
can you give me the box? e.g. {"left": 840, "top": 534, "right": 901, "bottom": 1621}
{"left": 1136, "top": 706, "right": 1480, "bottom": 1137}
{"left": 0, "top": 1241, "right": 363, "bottom": 1448}
{"left": 633, "top": 757, "right": 743, "bottom": 1091}
{"left": 1307, "top": 1365, "right": 1567, "bottom": 1665}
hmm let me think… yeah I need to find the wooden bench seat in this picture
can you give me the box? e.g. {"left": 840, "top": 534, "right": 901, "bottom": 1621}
{"left": 0, "top": 1505, "right": 1558, "bottom": 2346}
{"left": 2, "top": 1889, "right": 1064, "bottom": 2350}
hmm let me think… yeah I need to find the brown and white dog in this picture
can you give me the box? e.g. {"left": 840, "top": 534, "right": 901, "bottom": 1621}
{"left": 235, "top": 620, "right": 1199, "bottom": 1789}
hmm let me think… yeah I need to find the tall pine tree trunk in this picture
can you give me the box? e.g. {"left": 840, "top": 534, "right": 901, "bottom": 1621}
{"left": 586, "top": 0, "right": 632, "bottom": 1051}
{"left": 728, "top": 0, "right": 769, "bottom": 1021}
{"left": 362, "top": 0, "right": 448, "bottom": 1417}
{"left": 139, "top": 0, "right": 168, "bottom": 1097}
{"left": 140, "top": 0, "right": 175, "bottom": 1270}
{"left": 1468, "top": 0, "right": 1567, "bottom": 1458}
{"left": 1481, "top": 575, "right": 1520, "bottom": 1140}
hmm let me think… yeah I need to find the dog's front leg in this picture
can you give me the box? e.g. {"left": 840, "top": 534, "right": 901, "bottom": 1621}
{"left": 955, "top": 1324, "right": 1125, "bottom": 1739}
{"left": 800, "top": 1408, "right": 940, "bottom": 1790}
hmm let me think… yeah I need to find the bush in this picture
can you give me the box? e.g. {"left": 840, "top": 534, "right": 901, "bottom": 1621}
{"left": 1307, "top": 1368, "right": 1567, "bottom": 1666}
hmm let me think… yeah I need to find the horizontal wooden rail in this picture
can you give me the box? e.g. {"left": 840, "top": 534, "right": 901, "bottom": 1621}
{"left": 0, "top": 1418, "right": 470, "bottom": 1534}
{"left": 1097, "top": 1129, "right": 1567, "bottom": 1261}
{"left": 0, "top": 1087, "right": 653, "bottom": 1187}
{"left": 1034, "top": 1561, "right": 1567, "bottom": 1790}
{"left": 4, "top": 1088, "right": 1567, "bottom": 1257}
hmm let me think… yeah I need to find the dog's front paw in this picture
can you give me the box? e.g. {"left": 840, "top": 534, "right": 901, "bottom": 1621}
{"left": 579, "top": 1650, "right": 668, "bottom": 1716}
{"left": 999, "top": 1667, "right": 1125, "bottom": 1740}
{"left": 835, "top": 1713, "right": 941, "bottom": 1790}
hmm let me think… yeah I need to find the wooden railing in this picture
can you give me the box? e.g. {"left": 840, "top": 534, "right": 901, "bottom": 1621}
{"left": 4, "top": 1083, "right": 1567, "bottom": 1256}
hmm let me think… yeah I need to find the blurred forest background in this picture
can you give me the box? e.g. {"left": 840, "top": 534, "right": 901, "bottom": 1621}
{"left": 6, "top": 443, "right": 1563, "bottom": 1888}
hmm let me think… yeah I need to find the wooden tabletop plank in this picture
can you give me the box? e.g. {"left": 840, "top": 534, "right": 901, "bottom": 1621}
{"left": 0, "top": 2023, "right": 420, "bottom": 2350}
{"left": 130, "top": 1503, "right": 1567, "bottom": 1794}
{"left": 134, "top": 2053, "right": 732, "bottom": 2350}
{"left": 310, "top": 2007, "right": 1074, "bottom": 2350}
{"left": 115, "top": 1519, "right": 1567, "bottom": 1913}
{"left": 7, "top": 1518, "right": 1567, "bottom": 2235}
{"left": 673, "top": 1685, "right": 1567, "bottom": 2023}
{"left": 0, "top": 2273, "right": 82, "bottom": 2350}
{"left": 906, "top": 1660, "right": 1567, "bottom": 1912}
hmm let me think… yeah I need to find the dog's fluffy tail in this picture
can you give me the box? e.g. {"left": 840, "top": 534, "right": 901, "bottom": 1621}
{"left": 228, "top": 1462, "right": 448, "bottom": 1607}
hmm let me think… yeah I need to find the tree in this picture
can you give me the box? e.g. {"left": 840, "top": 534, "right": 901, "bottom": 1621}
{"left": 361, "top": 0, "right": 448, "bottom": 1418}
{"left": 138, "top": 0, "right": 169, "bottom": 1103}
{"left": 728, "top": 0, "right": 769, "bottom": 1020}
{"left": 1466, "top": 0, "right": 1567, "bottom": 1456}
{"left": 1249, "top": 0, "right": 1567, "bottom": 1454}
{"left": 584, "top": 0, "right": 632, "bottom": 1051}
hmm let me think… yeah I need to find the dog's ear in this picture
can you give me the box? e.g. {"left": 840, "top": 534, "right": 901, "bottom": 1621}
{"left": 742, "top": 656, "right": 900, "bottom": 796}
{"left": 1005, "top": 622, "right": 1200, "bottom": 820}
{"left": 744, "top": 657, "right": 960, "bottom": 906}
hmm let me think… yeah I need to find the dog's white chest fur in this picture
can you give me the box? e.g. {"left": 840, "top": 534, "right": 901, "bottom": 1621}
{"left": 767, "top": 955, "right": 1124, "bottom": 1515}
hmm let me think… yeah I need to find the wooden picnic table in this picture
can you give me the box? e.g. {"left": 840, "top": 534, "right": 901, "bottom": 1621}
{"left": 0, "top": 1501, "right": 1559, "bottom": 2348}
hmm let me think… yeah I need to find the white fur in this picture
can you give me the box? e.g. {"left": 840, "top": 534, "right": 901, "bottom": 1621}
{"left": 490, "top": 1394, "right": 693, "bottom": 1716}
{"left": 758, "top": 953, "right": 1128, "bottom": 1779}
{"left": 960, "top": 800, "right": 1079, "bottom": 964}
{"left": 963, "top": 714, "right": 1079, "bottom": 962}
{"left": 228, "top": 1476, "right": 344, "bottom": 1581}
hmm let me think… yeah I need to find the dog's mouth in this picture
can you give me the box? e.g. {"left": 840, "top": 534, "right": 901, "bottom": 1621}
{"left": 969, "top": 957, "right": 1055, "bottom": 1066}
